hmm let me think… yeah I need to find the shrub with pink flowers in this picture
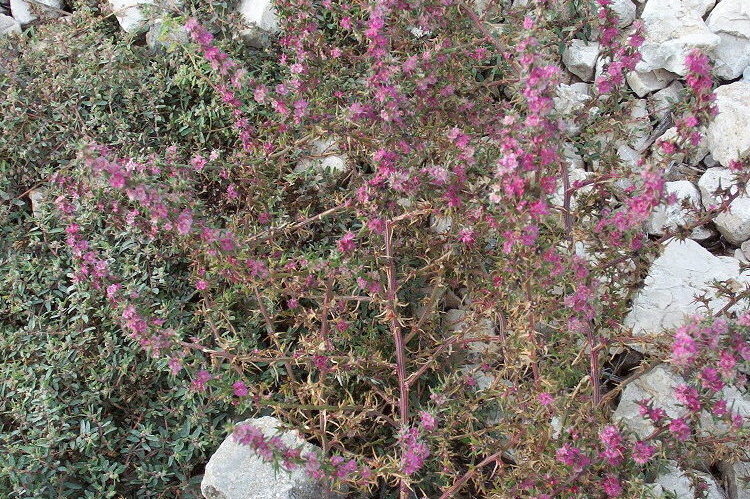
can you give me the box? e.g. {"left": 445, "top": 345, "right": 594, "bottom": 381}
{"left": 2, "top": 0, "right": 749, "bottom": 497}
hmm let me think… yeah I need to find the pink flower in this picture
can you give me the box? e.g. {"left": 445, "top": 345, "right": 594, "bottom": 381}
{"left": 599, "top": 425, "right": 624, "bottom": 466}
{"left": 232, "top": 381, "right": 249, "bottom": 397}
{"left": 196, "top": 279, "right": 209, "bottom": 291}
{"left": 631, "top": 441, "right": 656, "bottom": 464}
{"left": 556, "top": 444, "right": 591, "bottom": 472}
{"left": 400, "top": 427, "right": 429, "bottom": 475}
{"left": 167, "top": 357, "right": 183, "bottom": 375}
{"left": 538, "top": 392, "right": 554, "bottom": 406}
{"left": 601, "top": 475, "right": 622, "bottom": 497}
{"left": 190, "top": 154, "right": 207, "bottom": 171}
{"left": 671, "top": 327, "right": 698, "bottom": 366}
{"left": 699, "top": 367, "right": 724, "bottom": 392}
{"left": 458, "top": 228, "right": 475, "bottom": 246}
{"left": 337, "top": 231, "right": 357, "bottom": 254}
{"left": 176, "top": 210, "right": 193, "bottom": 235}
{"left": 191, "top": 369, "right": 213, "bottom": 392}
{"left": 419, "top": 411, "right": 437, "bottom": 431}
{"left": 674, "top": 384, "right": 701, "bottom": 412}
{"left": 668, "top": 418, "right": 691, "bottom": 441}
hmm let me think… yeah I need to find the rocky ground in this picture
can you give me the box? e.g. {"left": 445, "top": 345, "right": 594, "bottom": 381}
{"left": 2, "top": 0, "right": 750, "bottom": 498}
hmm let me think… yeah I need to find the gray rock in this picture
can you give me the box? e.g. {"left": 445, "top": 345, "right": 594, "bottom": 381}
{"left": 238, "top": 0, "right": 279, "bottom": 47}
{"left": 443, "top": 309, "right": 498, "bottom": 360}
{"left": 624, "top": 239, "right": 750, "bottom": 348}
{"left": 28, "top": 188, "right": 46, "bottom": 218}
{"left": 610, "top": 0, "right": 637, "bottom": 27}
{"left": 705, "top": 82, "right": 750, "bottom": 167}
{"left": 637, "top": 0, "right": 720, "bottom": 76}
{"left": 627, "top": 69, "right": 678, "bottom": 97}
{"left": 613, "top": 364, "right": 688, "bottom": 438}
{"left": 655, "top": 461, "right": 726, "bottom": 499}
{"left": 10, "top": 0, "right": 62, "bottom": 24}
{"left": 146, "top": 18, "right": 189, "bottom": 52}
{"left": 201, "top": 416, "right": 333, "bottom": 499}
{"left": 109, "top": 0, "right": 153, "bottom": 33}
{"left": 646, "top": 180, "right": 704, "bottom": 238}
{"left": 0, "top": 13, "right": 20, "bottom": 35}
{"left": 698, "top": 167, "right": 750, "bottom": 245}
{"left": 294, "top": 138, "right": 348, "bottom": 175}
{"left": 720, "top": 460, "right": 750, "bottom": 499}
{"left": 648, "top": 81, "right": 684, "bottom": 121}
{"left": 706, "top": 0, "right": 750, "bottom": 80}
{"left": 562, "top": 40, "right": 600, "bottom": 82}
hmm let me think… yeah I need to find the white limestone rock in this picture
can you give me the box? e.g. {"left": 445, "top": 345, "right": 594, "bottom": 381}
{"left": 646, "top": 181, "right": 704, "bottom": 237}
{"left": 706, "top": 0, "right": 750, "bottom": 80}
{"left": 610, "top": 0, "right": 637, "bottom": 27}
{"left": 295, "top": 138, "right": 348, "bottom": 175}
{"left": 704, "top": 385, "right": 750, "bottom": 435}
{"left": 443, "top": 309, "right": 498, "bottom": 360}
{"left": 10, "top": 0, "right": 62, "bottom": 24}
{"left": 146, "top": 18, "right": 189, "bottom": 51}
{"left": 429, "top": 214, "right": 453, "bottom": 234}
{"left": 624, "top": 238, "right": 750, "bottom": 345}
{"left": 648, "top": 81, "right": 684, "bottom": 120}
{"left": 553, "top": 82, "right": 591, "bottom": 135}
{"left": 654, "top": 126, "right": 709, "bottom": 166}
{"left": 613, "top": 365, "right": 688, "bottom": 438}
{"left": 238, "top": 0, "right": 279, "bottom": 47}
{"left": 109, "top": 0, "right": 153, "bottom": 33}
{"left": 643, "top": 0, "right": 716, "bottom": 19}
{"left": 637, "top": 0, "right": 720, "bottom": 76}
{"left": 705, "top": 82, "right": 750, "bottom": 167}
{"left": 627, "top": 69, "right": 678, "bottom": 97}
{"left": 721, "top": 460, "right": 750, "bottom": 499}
{"left": 626, "top": 99, "right": 652, "bottom": 152}
{"left": 553, "top": 82, "right": 591, "bottom": 115}
{"left": 28, "top": 188, "right": 46, "bottom": 218}
{"left": 698, "top": 167, "right": 750, "bottom": 245}
{"left": 614, "top": 364, "right": 750, "bottom": 443}
{"left": 617, "top": 144, "right": 643, "bottom": 171}
{"left": 551, "top": 144, "right": 592, "bottom": 211}
{"left": 201, "top": 416, "right": 334, "bottom": 499}
{"left": 0, "top": 13, "right": 21, "bottom": 35}
{"left": 562, "top": 40, "right": 600, "bottom": 82}
{"left": 654, "top": 462, "right": 726, "bottom": 499}
{"left": 459, "top": 364, "right": 497, "bottom": 392}
{"left": 711, "top": 32, "right": 750, "bottom": 81}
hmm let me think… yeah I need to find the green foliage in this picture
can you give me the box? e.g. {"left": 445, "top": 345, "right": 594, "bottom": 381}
{"left": 0, "top": 6, "right": 256, "bottom": 497}
{"left": 0, "top": 197, "right": 231, "bottom": 496}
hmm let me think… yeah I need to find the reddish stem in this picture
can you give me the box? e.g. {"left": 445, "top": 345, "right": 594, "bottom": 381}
{"left": 384, "top": 219, "right": 410, "bottom": 499}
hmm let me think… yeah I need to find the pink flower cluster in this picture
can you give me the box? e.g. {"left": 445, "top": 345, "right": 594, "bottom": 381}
{"left": 184, "top": 19, "right": 255, "bottom": 151}
{"left": 399, "top": 427, "right": 430, "bottom": 475}
{"left": 660, "top": 50, "right": 717, "bottom": 154}
{"left": 233, "top": 422, "right": 365, "bottom": 480}
{"left": 555, "top": 443, "right": 591, "bottom": 473}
